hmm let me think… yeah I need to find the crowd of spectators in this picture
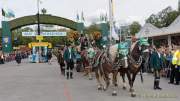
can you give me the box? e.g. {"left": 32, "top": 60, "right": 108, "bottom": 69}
{"left": 144, "top": 43, "right": 180, "bottom": 85}
{"left": 0, "top": 51, "right": 30, "bottom": 65}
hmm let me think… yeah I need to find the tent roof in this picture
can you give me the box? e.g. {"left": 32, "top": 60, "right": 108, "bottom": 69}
{"left": 136, "top": 23, "right": 162, "bottom": 38}
{"left": 136, "top": 15, "right": 180, "bottom": 38}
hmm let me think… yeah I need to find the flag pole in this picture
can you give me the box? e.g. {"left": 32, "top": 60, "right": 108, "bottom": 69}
{"left": 37, "top": 0, "right": 40, "bottom": 35}
{"left": 109, "top": 0, "right": 112, "bottom": 45}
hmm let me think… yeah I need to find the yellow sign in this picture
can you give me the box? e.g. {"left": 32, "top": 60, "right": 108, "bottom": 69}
{"left": 13, "top": 47, "right": 20, "bottom": 50}
{"left": 48, "top": 43, "right": 52, "bottom": 48}
{"left": 36, "top": 35, "right": 43, "bottom": 41}
{"left": 28, "top": 43, "right": 32, "bottom": 48}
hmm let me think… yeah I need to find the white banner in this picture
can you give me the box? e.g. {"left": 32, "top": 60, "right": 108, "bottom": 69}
{"left": 22, "top": 32, "right": 36, "bottom": 36}
{"left": 22, "top": 32, "right": 67, "bottom": 36}
{"left": 41, "top": 32, "right": 67, "bottom": 36}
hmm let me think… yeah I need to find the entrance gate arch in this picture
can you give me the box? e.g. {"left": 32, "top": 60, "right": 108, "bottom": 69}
{"left": 0, "top": 14, "right": 84, "bottom": 52}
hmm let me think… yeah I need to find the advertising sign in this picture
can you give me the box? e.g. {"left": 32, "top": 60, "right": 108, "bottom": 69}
{"left": 22, "top": 32, "right": 67, "bottom": 36}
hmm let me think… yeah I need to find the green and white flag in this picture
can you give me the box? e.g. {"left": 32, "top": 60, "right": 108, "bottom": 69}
{"left": 2, "top": 8, "right": 15, "bottom": 18}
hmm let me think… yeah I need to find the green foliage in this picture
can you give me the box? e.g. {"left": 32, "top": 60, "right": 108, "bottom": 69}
{"left": 129, "top": 21, "right": 141, "bottom": 35}
{"left": 146, "top": 6, "right": 180, "bottom": 28}
{"left": 84, "top": 24, "right": 101, "bottom": 35}
{"left": 43, "top": 36, "right": 67, "bottom": 46}
{"left": 12, "top": 27, "right": 34, "bottom": 46}
{"left": 41, "top": 8, "right": 47, "bottom": 14}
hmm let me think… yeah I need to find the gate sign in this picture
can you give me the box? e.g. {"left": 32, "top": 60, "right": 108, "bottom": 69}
{"left": 42, "top": 32, "right": 67, "bottom": 36}
{"left": 22, "top": 32, "right": 36, "bottom": 36}
{"left": 36, "top": 35, "right": 43, "bottom": 41}
{"left": 22, "top": 32, "right": 67, "bottom": 36}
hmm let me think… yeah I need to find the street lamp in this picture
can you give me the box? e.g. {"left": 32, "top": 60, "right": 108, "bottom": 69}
{"left": 37, "top": 0, "right": 40, "bottom": 35}
{"left": 36, "top": 0, "right": 41, "bottom": 63}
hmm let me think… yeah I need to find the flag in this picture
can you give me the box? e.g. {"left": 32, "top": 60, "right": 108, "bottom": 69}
{"left": 2, "top": 9, "right": 5, "bottom": 16}
{"left": 76, "top": 13, "right": 80, "bottom": 21}
{"left": 102, "top": 15, "right": 105, "bottom": 21}
{"left": 81, "top": 11, "right": 85, "bottom": 21}
{"left": 7, "top": 9, "right": 15, "bottom": 17}
{"left": 39, "top": 0, "right": 43, "bottom": 4}
{"left": 110, "top": 0, "right": 115, "bottom": 16}
{"left": 2, "top": 8, "right": 15, "bottom": 18}
{"left": 100, "top": 14, "right": 103, "bottom": 21}
{"left": 112, "top": 23, "right": 119, "bottom": 40}
{"left": 105, "top": 13, "right": 108, "bottom": 21}
{"left": 109, "top": 0, "right": 115, "bottom": 22}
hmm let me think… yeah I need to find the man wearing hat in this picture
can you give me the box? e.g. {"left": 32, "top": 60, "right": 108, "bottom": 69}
{"left": 64, "top": 43, "right": 76, "bottom": 79}
{"left": 151, "top": 46, "right": 162, "bottom": 90}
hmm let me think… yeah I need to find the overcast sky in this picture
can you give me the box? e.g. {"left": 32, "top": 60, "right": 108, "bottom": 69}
{"left": 0, "top": 0, "right": 179, "bottom": 27}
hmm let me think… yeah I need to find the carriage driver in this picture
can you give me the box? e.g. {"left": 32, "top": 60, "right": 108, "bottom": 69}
{"left": 117, "top": 36, "right": 129, "bottom": 69}
{"left": 87, "top": 46, "right": 96, "bottom": 80}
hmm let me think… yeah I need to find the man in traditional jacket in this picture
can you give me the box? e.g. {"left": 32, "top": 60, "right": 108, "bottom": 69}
{"left": 151, "top": 46, "right": 162, "bottom": 90}
{"left": 63, "top": 44, "right": 76, "bottom": 79}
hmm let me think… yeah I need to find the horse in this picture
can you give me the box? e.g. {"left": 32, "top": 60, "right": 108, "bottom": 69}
{"left": 80, "top": 47, "right": 96, "bottom": 80}
{"left": 93, "top": 46, "right": 120, "bottom": 94}
{"left": 110, "top": 40, "right": 149, "bottom": 97}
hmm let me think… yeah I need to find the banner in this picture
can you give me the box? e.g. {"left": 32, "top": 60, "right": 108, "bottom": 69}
{"left": 22, "top": 32, "right": 67, "bottom": 36}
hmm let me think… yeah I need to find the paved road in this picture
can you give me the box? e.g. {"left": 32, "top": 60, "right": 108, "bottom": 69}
{"left": 0, "top": 58, "right": 179, "bottom": 101}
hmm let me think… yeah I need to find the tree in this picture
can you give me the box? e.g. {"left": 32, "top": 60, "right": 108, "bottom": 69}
{"left": 41, "top": 8, "right": 47, "bottom": 14}
{"left": 12, "top": 27, "right": 34, "bottom": 46}
{"left": 146, "top": 6, "right": 180, "bottom": 28}
{"left": 129, "top": 21, "right": 141, "bottom": 35}
{"left": 84, "top": 24, "right": 101, "bottom": 35}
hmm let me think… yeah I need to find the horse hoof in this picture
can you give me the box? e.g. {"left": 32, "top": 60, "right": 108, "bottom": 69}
{"left": 98, "top": 88, "right": 102, "bottom": 90}
{"left": 112, "top": 91, "right": 117, "bottom": 96}
{"left": 123, "top": 87, "right": 126, "bottom": 90}
{"left": 103, "top": 87, "right": 107, "bottom": 91}
{"left": 89, "top": 78, "right": 93, "bottom": 80}
{"left": 131, "top": 93, "right": 136, "bottom": 97}
{"left": 114, "top": 83, "right": 118, "bottom": 87}
{"left": 129, "top": 89, "right": 134, "bottom": 92}
{"left": 98, "top": 87, "right": 102, "bottom": 90}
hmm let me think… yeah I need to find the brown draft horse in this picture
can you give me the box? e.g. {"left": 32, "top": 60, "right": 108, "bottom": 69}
{"left": 112, "top": 42, "right": 148, "bottom": 97}
{"left": 94, "top": 42, "right": 147, "bottom": 97}
{"left": 93, "top": 50, "right": 115, "bottom": 91}
{"left": 81, "top": 49, "right": 94, "bottom": 80}
{"left": 112, "top": 55, "right": 142, "bottom": 97}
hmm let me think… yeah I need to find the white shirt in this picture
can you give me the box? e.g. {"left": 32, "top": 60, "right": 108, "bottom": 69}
{"left": 130, "top": 42, "right": 137, "bottom": 52}
{"left": 157, "top": 52, "right": 161, "bottom": 58}
{"left": 68, "top": 48, "right": 72, "bottom": 59}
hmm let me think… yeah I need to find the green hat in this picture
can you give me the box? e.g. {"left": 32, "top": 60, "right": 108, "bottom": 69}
{"left": 138, "top": 38, "right": 149, "bottom": 46}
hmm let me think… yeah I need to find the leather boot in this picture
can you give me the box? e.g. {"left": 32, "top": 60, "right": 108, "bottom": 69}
{"left": 66, "top": 72, "right": 69, "bottom": 79}
{"left": 70, "top": 72, "right": 73, "bottom": 79}
{"left": 154, "top": 81, "right": 157, "bottom": 90}
{"left": 156, "top": 81, "right": 162, "bottom": 90}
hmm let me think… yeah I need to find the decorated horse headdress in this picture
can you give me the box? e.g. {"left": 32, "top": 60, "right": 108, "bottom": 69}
{"left": 138, "top": 38, "right": 149, "bottom": 46}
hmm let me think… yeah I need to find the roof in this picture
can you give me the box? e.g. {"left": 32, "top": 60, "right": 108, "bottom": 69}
{"left": 136, "top": 15, "right": 180, "bottom": 38}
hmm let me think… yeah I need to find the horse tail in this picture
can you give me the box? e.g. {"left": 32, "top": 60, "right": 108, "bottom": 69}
{"left": 138, "top": 56, "right": 143, "bottom": 83}
{"left": 137, "top": 56, "right": 142, "bottom": 67}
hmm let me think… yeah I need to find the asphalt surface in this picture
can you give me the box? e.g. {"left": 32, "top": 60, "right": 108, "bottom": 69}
{"left": 0, "top": 57, "right": 179, "bottom": 101}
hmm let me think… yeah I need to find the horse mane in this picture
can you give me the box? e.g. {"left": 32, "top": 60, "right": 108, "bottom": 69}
{"left": 109, "top": 44, "right": 118, "bottom": 63}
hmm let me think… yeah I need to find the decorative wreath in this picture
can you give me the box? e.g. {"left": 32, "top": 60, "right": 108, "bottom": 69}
{"left": 92, "top": 31, "right": 101, "bottom": 40}
{"left": 67, "top": 31, "right": 80, "bottom": 42}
